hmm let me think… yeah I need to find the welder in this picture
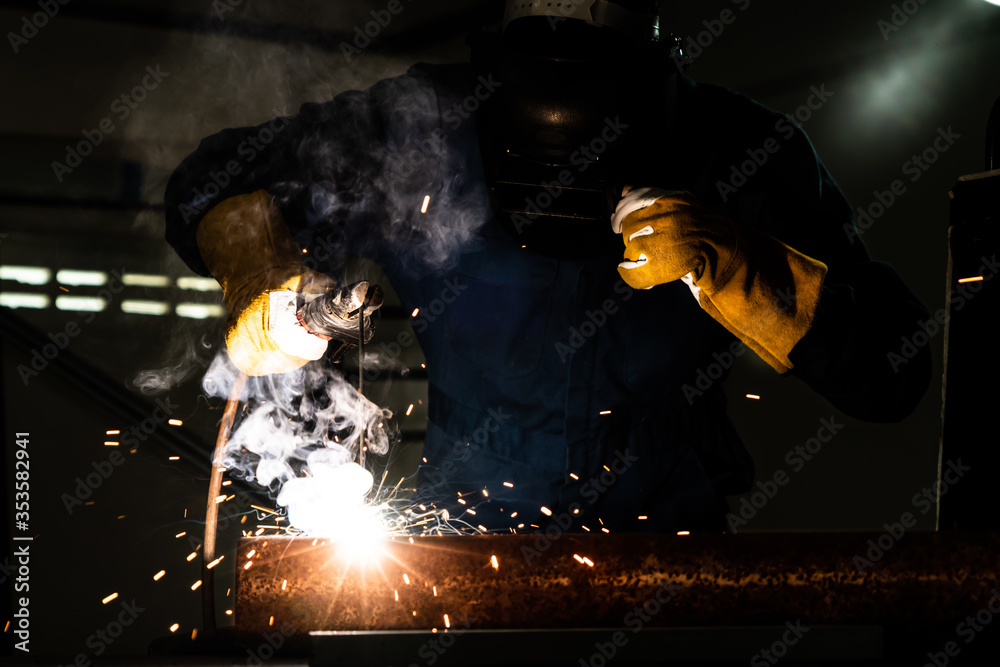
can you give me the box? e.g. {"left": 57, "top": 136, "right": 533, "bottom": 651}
{"left": 164, "top": 1, "right": 931, "bottom": 534}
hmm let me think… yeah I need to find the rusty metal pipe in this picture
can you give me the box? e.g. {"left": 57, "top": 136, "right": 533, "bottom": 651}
{"left": 235, "top": 532, "right": 1000, "bottom": 635}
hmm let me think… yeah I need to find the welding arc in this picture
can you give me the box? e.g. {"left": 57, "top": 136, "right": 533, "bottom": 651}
{"left": 202, "top": 371, "right": 247, "bottom": 634}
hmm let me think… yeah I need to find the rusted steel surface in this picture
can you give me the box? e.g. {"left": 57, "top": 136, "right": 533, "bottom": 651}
{"left": 234, "top": 532, "right": 1000, "bottom": 635}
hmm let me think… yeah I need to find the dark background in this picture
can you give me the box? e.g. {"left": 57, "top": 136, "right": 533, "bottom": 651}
{"left": 2, "top": 0, "right": 998, "bottom": 658}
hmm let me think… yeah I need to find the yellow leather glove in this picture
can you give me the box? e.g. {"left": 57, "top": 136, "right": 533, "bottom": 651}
{"left": 613, "top": 187, "right": 828, "bottom": 374}
{"left": 196, "top": 190, "right": 336, "bottom": 376}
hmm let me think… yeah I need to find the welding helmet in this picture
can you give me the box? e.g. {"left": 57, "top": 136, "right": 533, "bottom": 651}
{"left": 472, "top": 1, "right": 681, "bottom": 259}
{"left": 502, "top": 0, "right": 660, "bottom": 46}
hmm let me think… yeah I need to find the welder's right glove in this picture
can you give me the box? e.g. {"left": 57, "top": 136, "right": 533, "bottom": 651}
{"left": 195, "top": 189, "right": 366, "bottom": 376}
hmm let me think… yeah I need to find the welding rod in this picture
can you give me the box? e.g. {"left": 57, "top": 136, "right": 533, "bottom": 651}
{"left": 202, "top": 371, "right": 247, "bottom": 634}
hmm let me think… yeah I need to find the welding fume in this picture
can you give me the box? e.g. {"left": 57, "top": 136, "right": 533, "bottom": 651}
{"left": 164, "top": 0, "right": 931, "bottom": 537}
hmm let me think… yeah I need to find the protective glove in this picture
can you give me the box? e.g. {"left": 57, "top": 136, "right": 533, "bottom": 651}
{"left": 196, "top": 189, "right": 378, "bottom": 376}
{"left": 613, "top": 186, "right": 828, "bottom": 373}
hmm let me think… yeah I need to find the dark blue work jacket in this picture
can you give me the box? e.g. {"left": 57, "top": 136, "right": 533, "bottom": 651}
{"left": 165, "top": 63, "right": 930, "bottom": 534}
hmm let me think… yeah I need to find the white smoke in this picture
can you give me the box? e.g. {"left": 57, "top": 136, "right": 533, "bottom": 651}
{"left": 203, "top": 349, "right": 395, "bottom": 537}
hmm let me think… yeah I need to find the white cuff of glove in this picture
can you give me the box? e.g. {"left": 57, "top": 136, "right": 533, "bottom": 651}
{"left": 268, "top": 292, "right": 329, "bottom": 361}
{"left": 610, "top": 185, "right": 688, "bottom": 234}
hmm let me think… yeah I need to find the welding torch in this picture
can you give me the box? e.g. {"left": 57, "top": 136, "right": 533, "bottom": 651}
{"left": 296, "top": 281, "right": 383, "bottom": 350}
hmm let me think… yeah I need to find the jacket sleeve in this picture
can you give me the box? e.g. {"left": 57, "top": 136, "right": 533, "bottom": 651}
{"left": 724, "top": 109, "right": 932, "bottom": 422}
{"left": 163, "top": 64, "right": 467, "bottom": 279}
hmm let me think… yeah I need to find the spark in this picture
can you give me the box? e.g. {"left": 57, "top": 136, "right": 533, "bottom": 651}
{"left": 467, "top": 509, "right": 476, "bottom": 515}
{"left": 153, "top": 570, "right": 165, "bottom": 581}
{"left": 106, "top": 430, "right": 120, "bottom": 435}
{"left": 510, "top": 512, "right": 518, "bottom": 518}
{"left": 573, "top": 554, "right": 584, "bottom": 563}
{"left": 411, "top": 308, "right": 420, "bottom": 317}
{"left": 433, "top": 586, "right": 438, "bottom": 596}
{"left": 599, "top": 518, "right": 604, "bottom": 525}
{"left": 490, "top": 555, "right": 499, "bottom": 570}
{"left": 638, "top": 516, "right": 647, "bottom": 520}
{"left": 602, "top": 528, "right": 610, "bottom": 533}
{"left": 169, "top": 623, "right": 179, "bottom": 633}
{"left": 958, "top": 276, "right": 983, "bottom": 283}
{"left": 482, "top": 489, "right": 489, "bottom": 497}
{"left": 478, "top": 525, "right": 487, "bottom": 531}
{"left": 394, "top": 590, "right": 399, "bottom": 601}
{"left": 3, "top": 621, "right": 8, "bottom": 632}
{"left": 104, "top": 441, "right": 118, "bottom": 446}
{"left": 746, "top": 394, "right": 760, "bottom": 400}
{"left": 175, "top": 532, "right": 186, "bottom": 538}
{"left": 169, "top": 456, "right": 179, "bottom": 461}
{"left": 206, "top": 556, "right": 224, "bottom": 569}
{"left": 251, "top": 505, "right": 278, "bottom": 515}
{"left": 677, "top": 530, "right": 690, "bottom": 536}
{"left": 503, "top": 481, "right": 514, "bottom": 488}
{"left": 582, "top": 557, "right": 595, "bottom": 567}
{"left": 457, "top": 498, "right": 466, "bottom": 505}
{"left": 403, "top": 574, "right": 411, "bottom": 585}
{"left": 421, "top": 195, "right": 430, "bottom": 213}
{"left": 244, "top": 561, "right": 253, "bottom": 570}
{"left": 573, "top": 508, "right": 580, "bottom": 514}
{"left": 269, "top": 616, "right": 275, "bottom": 626}
{"left": 168, "top": 419, "right": 183, "bottom": 426}
{"left": 582, "top": 526, "right": 591, "bottom": 532}
{"left": 570, "top": 473, "right": 579, "bottom": 480}
{"left": 282, "top": 580, "right": 287, "bottom": 591}
{"left": 185, "top": 552, "right": 197, "bottom": 562}
{"left": 225, "top": 610, "right": 233, "bottom": 616}
{"left": 540, "top": 506, "right": 553, "bottom": 516}
{"left": 406, "top": 404, "right": 414, "bottom": 416}
{"left": 246, "top": 550, "right": 256, "bottom": 558}
{"left": 191, "top": 580, "right": 202, "bottom": 591}
{"left": 214, "top": 495, "right": 227, "bottom": 503}
{"left": 599, "top": 410, "right": 611, "bottom": 415}
{"left": 222, "top": 480, "right": 231, "bottom": 486}
{"left": 102, "top": 593, "right": 118, "bottom": 604}
{"left": 191, "top": 629, "right": 198, "bottom": 640}
{"left": 444, "top": 614, "right": 451, "bottom": 628}
{"left": 603, "top": 465, "right": 610, "bottom": 472}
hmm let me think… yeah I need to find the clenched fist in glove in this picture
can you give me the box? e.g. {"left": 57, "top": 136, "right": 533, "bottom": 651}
{"left": 196, "top": 189, "right": 381, "bottom": 376}
{"left": 613, "top": 186, "right": 828, "bottom": 373}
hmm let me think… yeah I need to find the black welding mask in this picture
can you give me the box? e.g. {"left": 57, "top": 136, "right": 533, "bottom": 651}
{"left": 470, "top": 1, "right": 685, "bottom": 259}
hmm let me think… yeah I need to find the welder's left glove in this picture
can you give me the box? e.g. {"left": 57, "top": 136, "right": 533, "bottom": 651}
{"left": 613, "top": 187, "right": 828, "bottom": 373}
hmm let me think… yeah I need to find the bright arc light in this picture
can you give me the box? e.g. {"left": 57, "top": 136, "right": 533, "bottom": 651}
{"left": 56, "top": 269, "right": 106, "bottom": 286}
{"left": 55, "top": 295, "right": 106, "bottom": 312}
{"left": 0, "top": 293, "right": 49, "bottom": 309}
{"left": 0, "top": 265, "right": 52, "bottom": 285}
